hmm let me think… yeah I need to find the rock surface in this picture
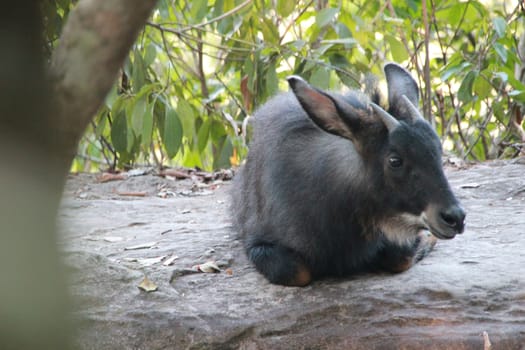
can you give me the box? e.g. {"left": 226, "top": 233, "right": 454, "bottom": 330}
{"left": 59, "top": 161, "right": 525, "bottom": 349}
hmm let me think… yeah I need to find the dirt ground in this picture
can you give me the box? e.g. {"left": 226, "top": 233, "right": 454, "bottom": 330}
{"left": 59, "top": 159, "right": 525, "bottom": 349}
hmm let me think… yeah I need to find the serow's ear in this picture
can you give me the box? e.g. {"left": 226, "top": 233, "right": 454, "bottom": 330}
{"left": 287, "top": 75, "right": 362, "bottom": 141}
{"left": 384, "top": 63, "right": 419, "bottom": 112}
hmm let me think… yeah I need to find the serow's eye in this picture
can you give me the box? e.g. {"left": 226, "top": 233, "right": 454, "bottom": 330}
{"left": 389, "top": 156, "right": 403, "bottom": 168}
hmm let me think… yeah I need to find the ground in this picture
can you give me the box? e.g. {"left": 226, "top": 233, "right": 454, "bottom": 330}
{"left": 59, "top": 160, "right": 525, "bottom": 349}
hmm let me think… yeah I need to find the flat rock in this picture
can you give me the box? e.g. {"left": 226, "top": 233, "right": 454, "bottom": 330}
{"left": 59, "top": 160, "right": 525, "bottom": 349}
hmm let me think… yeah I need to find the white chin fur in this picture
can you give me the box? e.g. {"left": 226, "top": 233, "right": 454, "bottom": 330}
{"left": 378, "top": 212, "right": 427, "bottom": 246}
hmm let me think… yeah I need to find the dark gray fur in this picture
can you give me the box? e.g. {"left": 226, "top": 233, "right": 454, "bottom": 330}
{"left": 231, "top": 63, "right": 465, "bottom": 286}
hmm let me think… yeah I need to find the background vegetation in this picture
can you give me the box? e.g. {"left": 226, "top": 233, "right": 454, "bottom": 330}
{"left": 43, "top": 0, "right": 525, "bottom": 172}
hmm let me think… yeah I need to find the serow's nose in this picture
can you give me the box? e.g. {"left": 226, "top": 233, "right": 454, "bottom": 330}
{"left": 440, "top": 205, "right": 466, "bottom": 233}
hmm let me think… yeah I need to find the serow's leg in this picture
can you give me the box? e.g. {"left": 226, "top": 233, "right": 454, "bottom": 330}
{"left": 247, "top": 242, "right": 312, "bottom": 286}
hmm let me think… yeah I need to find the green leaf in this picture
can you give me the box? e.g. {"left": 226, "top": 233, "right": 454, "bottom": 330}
{"left": 386, "top": 35, "right": 408, "bottom": 62}
{"left": 105, "top": 84, "right": 118, "bottom": 109}
{"left": 190, "top": 0, "right": 208, "bottom": 23}
{"left": 94, "top": 111, "right": 109, "bottom": 138}
{"left": 176, "top": 99, "right": 195, "bottom": 140}
{"left": 183, "top": 149, "right": 203, "bottom": 169}
{"left": 508, "top": 90, "right": 525, "bottom": 103}
{"left": 265, "top": 63, "right": 278, "bottom": 98}
{"left": 111, "top": 110, "right": 128, "bottom": 154}
{"left": 441, "top": 62, "right": 471, "bottom": 82}
{"left": 158, "top": 0, "right": 171, "bottom": 19}
{"left": 163, "top": 106, "right": 183, "bottom": 159}
{"left": 141, "top": 102, "right": 154, "bottom": 150}
{"left": 261, "top": 18, "right": 280, "bottom": 43}
{"left": 330, "top": 54, "right": 359, "bottom": 88}
{"left": 210, "top": 120, "right": 227, "bottom": 142}
{"left": 316, "top": 8, "right": 338, "bottom": 28}
{"left": 144, "top": 43, "right": 157, "bottom": 67}
{"left": 493, "top": 43, "right": 507, "bottom": 63}
{"left": 132, "top": 50, "right": 146, "bottom": 91}
{"left": 214, "top": 137, "right": 233, "bottom": 169}
{"left": 473, "top": 74, "right": 492, "bottom": 100}
{"left": 310, "top": 67, "right": 330, "bottom": 90}
{"left": 458, "top": 70, "right": 478, "bottom": 103}
{"left": 131, "top": 96, "right": 147, "bottom": 138}
{"left": 153, "top": 95, "right": 167, "bottom": 138}
{"left": 492, "top": 17, "right": 506, "bottom": 38}
{"left": 493, "top": 71, "right": 508, "bottom": 83}
{"left": 197, "top": 118, "right": 211, "bottom": 153}
{"left": 277, "top": 0, "right": 294, "bottom": 17}
{"left": 320, "top": 38, "right": 357, "bottom": 46}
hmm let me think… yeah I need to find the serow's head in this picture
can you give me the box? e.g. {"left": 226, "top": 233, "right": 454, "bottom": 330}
{"left": 287, "top": 63, "right": 465, "bottom": 244}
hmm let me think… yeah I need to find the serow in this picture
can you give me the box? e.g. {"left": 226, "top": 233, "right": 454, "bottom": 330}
{"left": 231, "top": 63, "right": 466, "bottom": 286}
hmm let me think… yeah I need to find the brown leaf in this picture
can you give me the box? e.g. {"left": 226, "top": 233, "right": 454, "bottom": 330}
{"left": 115, "top": 190, "right": 147, "bottom": 197}
{"left": 240, "top": 75, "right": 253, "bottom": 113}
{"left": 159, "top": 169, "right": 192, "bottom": 179}
{"left": 97, "top": 172, "right": 126, "bottom": 183}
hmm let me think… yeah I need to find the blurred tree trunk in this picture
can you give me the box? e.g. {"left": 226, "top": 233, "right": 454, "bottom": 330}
{"left": 0, "top": 1, "right": 156, "bottom": 349}
{"left": 50, "top": 0, "right": 158, "bottom": 167}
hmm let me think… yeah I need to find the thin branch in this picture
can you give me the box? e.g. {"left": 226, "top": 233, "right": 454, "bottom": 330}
{"left": 422, "top": 0, "right": 433, "bottom": 126}
{"left": 214, "top": 73, "right": 249, "bottom": 118}
{"left": 278, "top": 0, "right": 314, "bottom": 45}
{"left": 145, "top": 22, "right": 257, "bottom": 54}
{"left": 175, "top": 0, "right": 252, "bottom": 33}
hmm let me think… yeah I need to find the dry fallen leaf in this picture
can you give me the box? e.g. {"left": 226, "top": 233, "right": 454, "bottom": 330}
{"left": 163, "top": 255, "right": 179, "bottom": 266}
{"left": 103, "top": 236, "right": 124, "bottom": 243}
{"left": 225, "top": 268, "right": 233, "bottom": 276}
{"left": 159, "top": 169, "right": 192, "bottom": 179}
{"left": 115, "top": 190, "right": 147, "bottom": 197}
{"left": 124, "top": 241, "right": 157, "bottom": 251}
{"left": 193, "top": 261, "right": 220, "bottom": 273}
{"left": 124, "top": 256, "right": 166, "bottom": 266}
{"left": 97, "top": 172, "right": 126, "bottom": 183}
{"left": 157, "top": 189, "right": 175, "bottom": 198}
{"left": 138, "top": 276, "right": 158, "bottom": 292}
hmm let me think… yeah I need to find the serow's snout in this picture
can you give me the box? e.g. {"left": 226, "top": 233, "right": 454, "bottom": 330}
{"left": 439, "top": 205, "right": 466, "bottom": 234}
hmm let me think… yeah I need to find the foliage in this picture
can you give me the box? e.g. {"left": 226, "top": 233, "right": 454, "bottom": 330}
{"left": 43, "top": 0, "right": 525, "bottom": 171}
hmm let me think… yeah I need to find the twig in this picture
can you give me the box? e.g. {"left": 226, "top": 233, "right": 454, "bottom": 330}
{"left": 214, "top": 73, "right": 249, "bottom": 118}
{"left": 422, "top": 0, "right": 433, "bottom": 126}
{"left": 176, "top": 0, "right": 252, "bottom": 33}
{"left": 278, "top": 0, "right": 314, "bottom": 45}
